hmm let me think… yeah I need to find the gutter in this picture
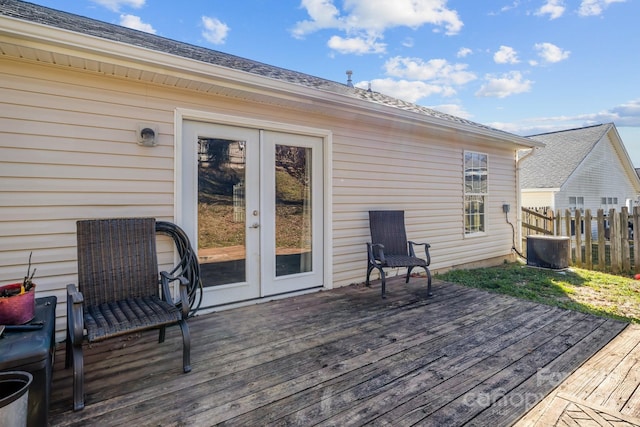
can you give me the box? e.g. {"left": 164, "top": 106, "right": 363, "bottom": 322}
{"left": 515, "top": 148, "right": 538, "bottom": 254}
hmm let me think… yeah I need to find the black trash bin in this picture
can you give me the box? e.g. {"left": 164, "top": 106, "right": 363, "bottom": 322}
{"left": 0, "top": 371, "right": 33, "bottom": 427}
{"left": 0, "top": 297, "right": 56, "bottom": 427}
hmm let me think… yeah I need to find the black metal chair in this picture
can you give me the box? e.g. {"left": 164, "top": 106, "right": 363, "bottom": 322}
{"left": 65, "top": 218, "right": 191, "bottom": 411}
{"left": 366, "top": 210, "right": 432, "bottom": 298}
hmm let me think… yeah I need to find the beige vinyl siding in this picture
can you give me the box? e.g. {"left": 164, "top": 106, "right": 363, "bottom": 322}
{"left": 2, "top": 56, "right": 521, "bottom": 337}
{"left": 1, "top": 61, "right": 179, "bottom": 329}
{"left": 331, "top": 125, "right": 517, "bottom": 286}
{"left": 522, "top": 191, "right": 555, "bottom": 209}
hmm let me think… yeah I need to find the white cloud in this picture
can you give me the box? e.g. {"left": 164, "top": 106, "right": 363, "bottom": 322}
{"left": 402, "top": 37, "right": 415, "bottom": 48}
{"left": 91, "top": 0, "right": 145, "bottom": 12}
{"left": 488, "top": 99, "right": 640, "bottom": 136}
{"left": 292, "top": 0, "right": 463, "bottom": 55}
{"left": 291, "top": 0, "right": 342, "bottom": 38}
{"left": 501, "top": 1, "right": 521, "bottom": 13}
{"left": 119, "top": 14, "right": 155, "bottom": 34}
{"left": 488, "top": 1, "right": 521, "bottom": 15}
{"left": 475, "top": 71, "right": 533, "bottom": 98}
{"left": 610, "top": 99, "right": 640, "bottom": 126}
{"left": 536, "top": 0, "right": 566, "bottom": 19}
{"left": 457, "top": 47, "right": 472, "bottom": 58}
{"left": 494, "top": 45, "right": 520, "bottom": 64}
{"left": 534, "top": 42, "right": 570, "bottom": 63}
{"left": 201, "top": 16, "right": 229, "bottom": 45}
{"left": 429, "top": 103, "right": 473, "bottom": 119}
{"left": 384, "top": 56, "right": 476, "bottom": 86}
{"left": 294, "top": 0, "right": 463, "bottom": 35}
{"left": 352, "top": 56, "right": 476, "bottom": 104}
{"left": 355, "top": 78, "right": 456, "bottom": 103}
{"left": 327, "top": 35, "right": 386, "bottom": 54}
{"left": 578, "top": 0, "right": 626, "bottom": 16}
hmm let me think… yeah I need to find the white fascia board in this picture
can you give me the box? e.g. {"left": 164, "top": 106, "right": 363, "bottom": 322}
{"left": 607, "top": 126, "right": 640, "bottom": 192}
{"left": 521, "top": 188, "right": 560, "bottom": 193}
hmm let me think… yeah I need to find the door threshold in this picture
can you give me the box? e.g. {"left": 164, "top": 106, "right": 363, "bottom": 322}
{"left": 194, "top": 287, "right": 324, "bottom": 316}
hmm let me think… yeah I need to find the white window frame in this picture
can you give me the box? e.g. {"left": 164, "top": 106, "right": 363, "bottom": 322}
{"left": 464, "top": 151, "right": 488, "bottom": 236}
{"left": 569, "top": 196, "right": 584, "bottom": 214}
{"left": 601, "top": 196, "right": 619, "bottom": 212}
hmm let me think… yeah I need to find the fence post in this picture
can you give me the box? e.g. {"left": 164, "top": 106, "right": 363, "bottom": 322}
{"left": 597, "top": 209, "right": 606, "bottom": 269}
{"left": 565, "top": 209, "right": 572, "bottom": 265}
{"left": 635, "top": 206, "right": 640, "bottom": 273}
{"left": 574, "top": 209, "right": 582, "bottom": 267}
{"left": 610, "top": 208, "right": 621, "bottom": 273}
{"left": 584, "top": 209, "right": 592, "bottom": 270}
{"left": 622, "top": 207, "right": 631, "bottom": 272}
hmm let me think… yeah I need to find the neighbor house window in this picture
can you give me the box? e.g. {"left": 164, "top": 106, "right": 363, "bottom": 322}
{"left": 601, "top": 197, "right": 619, "bottom": 211}
{"left": 569, "top": 196, "right": 584, "bottom": 236}
{"left": 569, "top": 196, "right": 584, "bottom": 214}
{"left": 464, "top": 151, "right": 488, "bottom": 235}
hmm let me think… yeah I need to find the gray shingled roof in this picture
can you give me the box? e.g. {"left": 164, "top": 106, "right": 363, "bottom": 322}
{"left": 520, "top": 123, "right": 612, "bottom": 188}
{"left": 0, "top": 0, "right": 518, "bottom": 138}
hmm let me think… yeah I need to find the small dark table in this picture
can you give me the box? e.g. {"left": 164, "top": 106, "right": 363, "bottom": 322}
{"left": 0, "top": 296, "right": 57, "bottom": 427}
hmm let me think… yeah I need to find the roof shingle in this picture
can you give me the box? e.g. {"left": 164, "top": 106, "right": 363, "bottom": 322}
{"left": 520, "top": 123, "right": 612, "bottom": 188}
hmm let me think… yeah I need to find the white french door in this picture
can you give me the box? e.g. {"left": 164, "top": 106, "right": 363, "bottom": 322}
{"left": 261, "top": 130, "right": 324, "bottom": 296}
{"left": 181, "top": 121, "right": 324, "bottom": 307}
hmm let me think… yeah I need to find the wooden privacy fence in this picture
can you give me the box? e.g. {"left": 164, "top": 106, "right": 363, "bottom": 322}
{"left": 521, "top": 206, "right": 640, "bottom": 274}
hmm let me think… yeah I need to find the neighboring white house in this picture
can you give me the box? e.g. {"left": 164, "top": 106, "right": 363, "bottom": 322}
{"left": 0, "top": 0, "right": 541, "bottom": 338}
{"left": 521, "top": 123, "right": 640, "bottom": 216}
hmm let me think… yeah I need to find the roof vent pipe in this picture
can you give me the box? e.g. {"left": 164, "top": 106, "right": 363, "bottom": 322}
{"left": 346, "top": 70, "right": 354, "bottom": 88}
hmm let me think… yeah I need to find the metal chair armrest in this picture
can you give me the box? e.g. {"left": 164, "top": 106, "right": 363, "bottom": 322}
{"left": 160, "top": 271, "right": 190, "bottom": 318}
{"left": 66, "top": 284, "right": 84, "bottom": 344}
{"left": 408, "top": 241, "right": 431, "bottom": 265}
{"left": 367, "top": 242, "right": 386, "bottom": 264}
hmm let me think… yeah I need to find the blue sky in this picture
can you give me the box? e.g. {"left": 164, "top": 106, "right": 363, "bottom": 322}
{"left": 27, "top": 0, "right": 640, "bottom": 165}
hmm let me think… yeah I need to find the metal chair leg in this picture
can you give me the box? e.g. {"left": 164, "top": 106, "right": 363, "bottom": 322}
{"left": 64, "top": 328, "right": 72, "bottom": 369}
{"left": 365, "top": 263, "right": 373, "bottom": 286}
{"left": 72, "top": 344, "right": 85, "bottom": 411}
{"left": 380, "top": 270, "right": 387, "bottom": 299}
{"left": 406, "top": 266, "right": 414, "bottom": 283}
{"left": 179, "top": 320, "right": 192, "bottom": 373}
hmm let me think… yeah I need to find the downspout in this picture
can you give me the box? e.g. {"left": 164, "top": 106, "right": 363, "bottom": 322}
{"left": 515, "top": 148, "right": 536, "bottom": 257}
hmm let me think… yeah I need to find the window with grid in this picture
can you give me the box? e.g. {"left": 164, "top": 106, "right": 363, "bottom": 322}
{"left": 569, "top": 196, "right": 584, "bottom": 213}
{"left": 569, "top": 196, "right": 585, "bottom": 236}
{"left": 601, "top": 196, "right": 619, "bottom": 211}
{"left": 464, "top": 151, "right": 488, "bottom": 235}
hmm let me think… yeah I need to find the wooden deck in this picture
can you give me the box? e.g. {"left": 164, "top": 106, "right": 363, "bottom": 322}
{"left": 48, "top": 278, "right": 631, "bottom": 426}
{"left": 517, "top": 324, "right": 640, "bottom": 426}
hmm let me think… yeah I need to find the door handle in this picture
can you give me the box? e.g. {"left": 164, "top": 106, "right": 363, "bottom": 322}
{"left": 249, "top": 223, "right": 260, "bottom": 229}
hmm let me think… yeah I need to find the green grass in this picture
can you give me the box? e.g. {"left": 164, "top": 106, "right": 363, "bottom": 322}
{"left": 197, "top": 164, "right": 310, "bottom": 250}
{"left": 197, "top": 203, "right": 309, "bottom": 249}
{"left": 436, "top": 262, "right": 640, "bottom": 324}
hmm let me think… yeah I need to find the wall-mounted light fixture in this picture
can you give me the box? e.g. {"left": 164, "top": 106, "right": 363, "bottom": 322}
{"left": 137, "top": 124, "right": 158, "bottom": 147}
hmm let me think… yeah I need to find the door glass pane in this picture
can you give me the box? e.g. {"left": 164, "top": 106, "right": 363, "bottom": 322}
{"left": 275, "top": 144, "right": 312, "bottom": 276}
{"left": 198, "top": 138, "right": 246, "bottom": 286}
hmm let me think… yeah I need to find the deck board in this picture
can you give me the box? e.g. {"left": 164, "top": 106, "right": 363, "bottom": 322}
{"left": 48, "top": 279, "right": 630, "bottom": 426}
{"left": 516, "top": 324, "right": 640, "bottom": 426}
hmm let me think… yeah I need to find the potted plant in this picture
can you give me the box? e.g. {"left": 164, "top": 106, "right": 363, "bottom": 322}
{"left": 0, "top": 252, "right": 36, "bottom": 325}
